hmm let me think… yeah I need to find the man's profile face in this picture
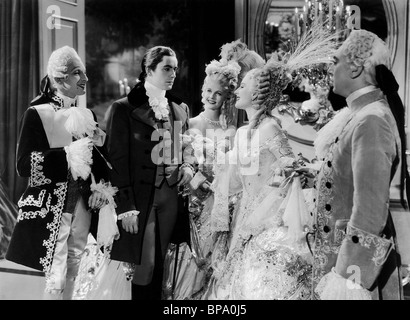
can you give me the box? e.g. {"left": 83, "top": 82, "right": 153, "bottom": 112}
{"left": 331, "top": 50, "right": 351, "bottom": 98}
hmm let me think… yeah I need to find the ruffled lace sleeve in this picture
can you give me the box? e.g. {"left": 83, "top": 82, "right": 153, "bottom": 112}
{"left": 268, "top": 130, "right": 296, "bottom": 169}
{"left": 267, "top": 130, "right": 312, "bottom": 244}
{"left": 210, "top": 130, "right": 243, "bottom": 233}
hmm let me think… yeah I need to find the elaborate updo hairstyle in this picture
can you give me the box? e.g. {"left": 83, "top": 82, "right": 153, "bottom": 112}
{"left": 339, "top": 29, "right": 391, "bottom": 86}
{"left": 47, "top": 45, "right": 83, "bottom": 90}
{"left": 138, "top": 46, "right": 177, "bottom": 82}
{"left": 201, "top": 59, "right": 240, "bottom": 129}
{"left": 245, "top": 57, "right": 293, "bottom": 137}
{"left": 219, "top": 39, "right": 265, "bottom": 85}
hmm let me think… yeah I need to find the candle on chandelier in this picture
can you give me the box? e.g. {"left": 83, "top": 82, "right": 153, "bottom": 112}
{"left": 329, "top": 0, "right": 334, "bottom": 28}
{"left": 303, "top": 5, "right": 307, "bottom": 26}
{"left": 336, "top": 5, "right": 341, "bottom": 33}
{"left": 318, "top": 2, "right": 323, "bottom": 25}
{"left": 345, "top": 5, "right": 352, "bottom": 35}
{"left": 119, "top": 80, "right": 125, "bottom": 96}
{"left": 294, "top": 8, "right": 299, "bottom": 43}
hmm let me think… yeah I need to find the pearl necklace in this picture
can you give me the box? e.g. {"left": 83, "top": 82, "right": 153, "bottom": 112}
{"left": 199, "top": 112, "right": 221, "bottom": 127}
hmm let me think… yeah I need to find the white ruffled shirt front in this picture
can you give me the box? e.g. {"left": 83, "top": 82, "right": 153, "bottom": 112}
{"left": 144, "top": 81, "right": 169, "bottom": 120}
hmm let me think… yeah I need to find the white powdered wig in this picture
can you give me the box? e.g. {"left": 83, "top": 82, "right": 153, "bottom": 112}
{"left": 47, "top": 46, "right": 84, "bottom": 84}
{"left": 338, "top": 29, "right": 391, "bottom": 85}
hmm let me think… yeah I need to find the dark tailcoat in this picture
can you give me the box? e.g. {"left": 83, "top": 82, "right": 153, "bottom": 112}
{"left": 6, "top": 102, "right": 109, "bottom": 272}
{"left": 106, "top": 82, "right": 192, "bottom": 264}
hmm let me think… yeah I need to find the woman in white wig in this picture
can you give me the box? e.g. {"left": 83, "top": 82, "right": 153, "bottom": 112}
{"left": 163, "top": 58, "right": 240, "bottom": 300}
{"left": 203, "top": 24, "right": 339, "bottom": 300}
{"left": 6, "top": 46, "right": 116, "bottom": 300}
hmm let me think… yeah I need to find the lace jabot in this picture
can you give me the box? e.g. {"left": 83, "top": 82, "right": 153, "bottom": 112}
{"left": 145, "top": 81, "right": 169, "bottom": 120}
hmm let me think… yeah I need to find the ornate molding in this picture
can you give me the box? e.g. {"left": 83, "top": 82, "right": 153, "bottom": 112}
{"left": 382, "top": 0, "right": 398, "bottom": 66}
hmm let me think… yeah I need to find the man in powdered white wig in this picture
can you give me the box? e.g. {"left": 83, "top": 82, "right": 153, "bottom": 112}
{"left": 312, "top": 29, "right": 410, "bottom": 300}
{"left": 6, "top": 46, "right": 114, "bottom": 300}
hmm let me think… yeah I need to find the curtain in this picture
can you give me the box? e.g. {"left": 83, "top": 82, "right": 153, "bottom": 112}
{"left": 0, "top": 0, "right": 39, "bottom": 203}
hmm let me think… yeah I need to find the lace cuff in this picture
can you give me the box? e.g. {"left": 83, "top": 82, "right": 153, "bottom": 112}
{"left": 90, "top": 178, "right": 118, "bottom": 206}
{"left": 90, "top": 177, "right": 119, "bottom": 252}
{"left": 117, "top": 210, "right": 140, "bottom": 220}
{"left": 315, "top": 268, "right": 372, "bottom": 300}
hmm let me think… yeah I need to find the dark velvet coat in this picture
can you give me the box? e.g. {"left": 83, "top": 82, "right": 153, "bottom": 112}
{"left": 106, "top": 82, "right": 193, "bottom": 264}
{"left": 6, "top": 100, "right": 109, "bottom": 273}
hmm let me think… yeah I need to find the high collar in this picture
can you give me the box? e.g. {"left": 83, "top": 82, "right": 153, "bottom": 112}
{"left": 346, "top": 85, "right": 378, "bottom": 111}
{"left": 50, "top": 92, "right": 78, "bottom": 110}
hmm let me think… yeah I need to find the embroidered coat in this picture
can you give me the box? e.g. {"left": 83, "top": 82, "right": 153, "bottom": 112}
{"left": 105, "top": 82, "right": 193, "bottom": 264}
{"left": 312, "top": 89, "right": 404, "bottom": 299}
{"left": 6, "top": 96, "right": 110, "bottom": 273}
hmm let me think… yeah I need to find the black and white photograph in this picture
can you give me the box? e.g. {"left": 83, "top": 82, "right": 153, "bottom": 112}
{"left": 0, "top": 0, "right": 409, "bottom": 304}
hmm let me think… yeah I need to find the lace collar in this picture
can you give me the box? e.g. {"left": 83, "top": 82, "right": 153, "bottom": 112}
{"left": 144, "top": 81, "right": 169, "bottom": 121}
{"left": 50, "top": 92, "right": 77, "bottom": 111}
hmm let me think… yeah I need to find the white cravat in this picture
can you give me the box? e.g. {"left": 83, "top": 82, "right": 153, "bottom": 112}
{"left": 144, "top": 81, "right": 169, "bottom": 120}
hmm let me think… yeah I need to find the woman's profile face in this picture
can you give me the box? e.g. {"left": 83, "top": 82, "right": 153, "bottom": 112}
{"left": 146, "top": 55, "right": 178, "bottom": 90}
{"left": 56, "top": 56, "right": 88, "bottom": 98}
{"left": 234, "top": 71, "right": 256, "bottom": 110}
{"left": 201, "top": 77, "right": 229, "bottom": 112}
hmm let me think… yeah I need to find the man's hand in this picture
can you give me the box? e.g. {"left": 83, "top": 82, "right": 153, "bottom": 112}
{"left": 88, "top": 190, "right": 108, "bottom": 210}
{"left": 122, "top": 215, "right": 139, "bottom": 234}
{"left": 178, "top": 165, "right": 194, "bottom": 187}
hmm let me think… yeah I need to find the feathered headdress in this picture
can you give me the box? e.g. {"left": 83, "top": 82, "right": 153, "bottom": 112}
{"left": 257, "top": 21, "right": 341, "bottom": 113}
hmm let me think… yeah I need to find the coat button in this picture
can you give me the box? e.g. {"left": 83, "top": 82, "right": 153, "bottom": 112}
{"left": 352, "top": 235, "right": 359, "bottom": 243}
{"left": 335, "top": 137, "right": 339, "bottom": 143}
{"left": 323, "top": 225, "right": 331, "bottom": 233}
{"left": 159, "top": 136, "right": 164, "bottom": 141}
{"left": 325, "top": 204, "right": 331, "bottom": 211}
{"left": 325, "top": 182, "right": 332, "bottom": 189}
{"left": 327, "top": 161, "right": 332, "bottom": 167}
